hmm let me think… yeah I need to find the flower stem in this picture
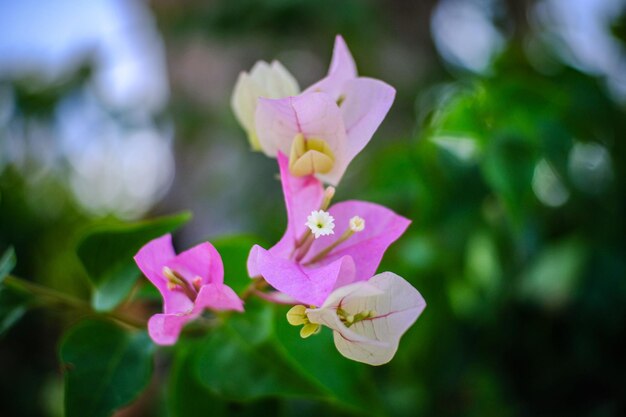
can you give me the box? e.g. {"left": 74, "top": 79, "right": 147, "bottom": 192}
{"left": 304, "top": 228, "right": 353, "bottom": 265}
{"left": 240, "top": 278, "right": 268, "bottom": 301}
{"left": 3, "top": 275, "right": 145, "bottom": 329}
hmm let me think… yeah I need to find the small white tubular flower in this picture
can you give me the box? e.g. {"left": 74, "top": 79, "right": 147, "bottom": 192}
{"left": 349, "top": 216, "right": 365, "bottom": 232}
{"left": 306, "top": 272, "right": 426, "bottom": 366}
{"left": 231, "top": 60, "right": 300, "bottom": 150}
{"left": 305, "top": 210, "right": 335, "bottom": 239}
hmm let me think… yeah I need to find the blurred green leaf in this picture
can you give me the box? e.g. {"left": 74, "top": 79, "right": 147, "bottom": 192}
{"left": 0, "top": 286, "right": 31, "bottom": 337}
{"left": 482, "top": 134, "right": 537, "bottom": 222}
{"left": 195, "top": 300, "right": 324, "bottom": 400}
{"left": 195, "top": 300, "right": 383, "bottom": 415}
{"left": 77, "top": 212, "right": 191, "bottom": 312}
{"left": 60, "top": 320, "right": 154, "bottom": 417}
{"left": 273, "top": 306, "right": 384, "bottom": 415}
{"left": 169, "top": 342, "right": 229, "bottom": 417}
{"left": 0, "top": 247, "right": 28, "bottom": 337}
{"left": 520, "top": 238, "right": 587, "bottom": 309}
{"left": 212, "top": 235, "right": 260, "bottom": 294}
{"left": 466, "top": 231, "right": 501, "bottom": 294}
{"left": 170, "top": 339, "right": 283, "bottom": 417}
{"left": 0, "top": 246, "right": 16, "bottom": 283}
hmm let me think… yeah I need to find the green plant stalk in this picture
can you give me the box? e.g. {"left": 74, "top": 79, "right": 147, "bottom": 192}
{"left": 3, "top": 275, "right": 146, "bottom": 328}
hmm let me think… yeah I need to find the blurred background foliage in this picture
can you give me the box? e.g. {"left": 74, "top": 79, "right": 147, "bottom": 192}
{"left": 1, "top": 0, "right": 625, "bottom": 416}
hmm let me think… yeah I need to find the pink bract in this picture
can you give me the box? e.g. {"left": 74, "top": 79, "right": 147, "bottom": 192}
{"left": 134, "top": 234, "right": 243, "bottom": 345}
{"left": 254, "top": 35, "right": 395, "bottom": 186}
{"left": 247, "top": 154, "right": 410, "bottom": 307}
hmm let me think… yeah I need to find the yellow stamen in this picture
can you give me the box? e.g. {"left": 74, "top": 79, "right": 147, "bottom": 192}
{"left": 300, "top": 323, "right": 321, "bottom": 338}
{"left": 286, "top": 305, "right": 308, "bottom": 326}
{"left": 289, "top": 133, "right": 335, "bottom": 176}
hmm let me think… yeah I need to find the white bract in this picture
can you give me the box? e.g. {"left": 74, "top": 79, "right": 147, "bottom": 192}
{"left": 231, "top": 60, "right": 299, "bottom": 150}
{"left": 305, "top": 210, "right": 335, "bottom": 239}
{"left": 306, "top": 272, "right": 426, "bottom": 366}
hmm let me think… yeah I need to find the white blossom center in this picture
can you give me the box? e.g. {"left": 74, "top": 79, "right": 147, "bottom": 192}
{"left": 305, "top": 210, "right": 335, "bottom": 239}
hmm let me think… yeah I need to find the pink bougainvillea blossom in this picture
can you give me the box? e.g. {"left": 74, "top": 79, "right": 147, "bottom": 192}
{"left": 254, "top": 35, "right": 395, "bottom": 185}
{"left": 134, "top": 234, "right": 243, "bottom": 345}
{"left": 247, "top": 154, "right": 410, "bottom": 307}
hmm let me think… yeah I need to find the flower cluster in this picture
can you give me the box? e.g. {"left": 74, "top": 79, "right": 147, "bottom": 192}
{"left": 134, "top": 36, "right": 425, "bottom": 366}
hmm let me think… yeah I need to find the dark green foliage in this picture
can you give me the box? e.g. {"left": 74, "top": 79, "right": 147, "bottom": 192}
{"left": 59, "top": 320, "right": 154, "bottom": 417}
{"left": 77, "top": 212, "right": 191, "bottom": 311}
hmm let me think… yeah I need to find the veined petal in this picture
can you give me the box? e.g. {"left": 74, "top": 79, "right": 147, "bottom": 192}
{"left": 291, "top": 92, "right": 347, "bottom": 154}
{"left": 306, "top": 35, "right": 358, "bottom": 100}
{"left": 251, "top": 246, "right": 355, "bottom": 306}
{"left": 304, "top": 201, "right": 411, "bottom": 282}
{"left": 340, "top": 77, "right": 395, "bottom": 161}
{"left": 307, "top": 272, "right": 426, "bottom": 365}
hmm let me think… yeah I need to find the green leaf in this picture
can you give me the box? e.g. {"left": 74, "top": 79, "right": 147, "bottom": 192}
{"left": 273, "top": 306, "right": 384, "bottom": 415}
{"left": 0, "top": 246, "right": 16, "bottom": 284}
{"left": 169, "top": 340, "right": 283, "bottom": 417}
{"left": 195, "top": 300, "right": 326, "bottom": 400}
{"left": 0, "top": 286, "right": 31, "bottom": 337}
{"left": 60, "top": 320, "right": 154, "bottom": 417}
{"left": 168, "top": 342, "right": 229, "bottom": 417}
{"left": 212, "top": 234, "right": 261, "bottom": 294}
{"left": 77, "top": 212, "right": 191, "bottom": 311}
{"left": 195, "top": 300, "right": 383, "bottom": 415}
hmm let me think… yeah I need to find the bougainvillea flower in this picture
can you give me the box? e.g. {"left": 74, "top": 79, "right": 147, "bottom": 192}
{"left": 247, "top": 154, "right": 410, "bottom": 306}
{"left": 304, "top": 272, "right": 426, "bottom": 366}
{"left": 134, "top": 234, "right": 243, "bottom": 345}
{"left": 254, "top": 35, "right": 395, "bottom": 186}
{"left": 231, "top": 60, "right": 300, "bottom": 150}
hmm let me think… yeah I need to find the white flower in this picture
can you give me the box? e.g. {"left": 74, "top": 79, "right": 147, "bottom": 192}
{"left": 349, "top": 216, "right": 365, "bottom": 232}
{"left": 306, "top": 272, "right": 426, "bottom": 366}
{"left": 305, "top": 210, "right": 335, "bottom": 238}
{"left": 231, "top": 60, "right": 300, "bottom": 150}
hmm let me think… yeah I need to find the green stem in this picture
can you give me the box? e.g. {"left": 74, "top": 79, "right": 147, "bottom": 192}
{"left": 3, "top": 275, "right": 145, "bottom": 329}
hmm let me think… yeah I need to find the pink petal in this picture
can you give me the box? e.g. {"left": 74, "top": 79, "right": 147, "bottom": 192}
{"left": 277, "top": 152, "right": 324, "bottom": 240}
{"left": 290, "top": 92, "right": 347, "bottom": 155}
{"left": 340, "top": 77, "right": 395, "bottom": 162}
{"left": 255, "top": 96, "right": 300, "bottom": 157}
{"left": 255, "top": 93, "right": 348, "bottom": 173}
{"left": 134, "top": 235, "right": 193, "bottom": 314}
{"left": 306, "top": 35, "right": 357, "bottom": 100}
{"left": 252, "top": 245, "right": 355, "bottom": 306}
{"left": 168, "top": 242, "right": 224, "bottom": 286}
{"left": 148, "top": 311, "right": 199, "bottom": 346}
{"left": 247, "top": 244, "right": 263, "bottom": 278}
{"left": 303, "top": 201, "right": 410, "bottom": 282}
{"left": 194, "top": 283, "right": 244, "bottom": 312}
{"left": 133, "top": 234, "right": 176, "bottom": 294}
